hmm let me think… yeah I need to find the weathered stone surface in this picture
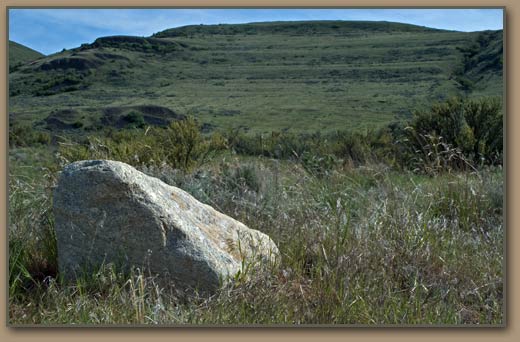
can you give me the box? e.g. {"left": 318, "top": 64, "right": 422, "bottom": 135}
{"left": 53, "top": 160, "right": 279, "bottom": 292}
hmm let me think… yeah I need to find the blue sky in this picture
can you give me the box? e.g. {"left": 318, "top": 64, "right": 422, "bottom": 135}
{"left": 9, "top": 8, "right": 504, "bottom": 55}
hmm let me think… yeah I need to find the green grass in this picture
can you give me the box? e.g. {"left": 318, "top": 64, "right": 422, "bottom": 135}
{"left": 8, "top": 21, "right": 502, "bottom": 135}
{"left": 8, "top": 148, "right": 503, "bottom": 325}
{"left": 9, "top": 41, "right": 44, "bottom": 72}
{"left": 7, "top": 21, "right": 503, "bottom": 326}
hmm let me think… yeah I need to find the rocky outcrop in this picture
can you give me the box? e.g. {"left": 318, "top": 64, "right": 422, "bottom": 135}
{"left": 53, "top": 160, "right": 279, "bottom": 292}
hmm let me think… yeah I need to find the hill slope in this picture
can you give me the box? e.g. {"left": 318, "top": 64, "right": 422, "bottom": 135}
{"left": 9, "top": 41, "right": 44, "bottom": 72}
{"left": 8, "top": 21, "right": 503, "bottom": 134}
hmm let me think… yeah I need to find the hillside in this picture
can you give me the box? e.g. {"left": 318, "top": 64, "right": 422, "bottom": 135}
{"left": 8, "top": 21, "right": 503, "bottom": 134}
{"left": 9, "top": 41, "right": 44, "bottom": 72}
{"left": 8, "top": 20, "right": 505, "bottom": 326}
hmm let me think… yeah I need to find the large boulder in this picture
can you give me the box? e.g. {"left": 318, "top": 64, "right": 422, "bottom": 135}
{"left": 53, "top": 160, "right": 279, "bottom": 292}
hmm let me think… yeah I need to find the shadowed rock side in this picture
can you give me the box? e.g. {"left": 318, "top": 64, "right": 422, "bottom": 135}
{"left": 53, "top": 160, "right": 279, "bottom": 293}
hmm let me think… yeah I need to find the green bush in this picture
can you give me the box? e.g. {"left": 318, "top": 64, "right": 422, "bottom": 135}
{"left": 9, "top": 123, "right": 51, "bottom": 147}
{"left": 300, "top": 151, "right": 338, "bottom": 178}
{"left": 57, "top": 117, "right": 226, "bottom": 171}
{"left": 123, "top": 111, "right": 145, "bottom": 128}
{"left": 463, "top": 97, "right": 503, "bottom": 164}
{"left": 72, "top": 121, "right": 84, "bottom": 129}
{"left": 221, "top": 98, "right": 502, "bottom": 175}
{"left": 226, "top": 130, "right": 326, "bottom": 160}
{"left": 398, "top": 130, "right": 476, "bottom": 175}
{"left": 221, "top": 163, "right": 263, "bottom": 193}
{"left": 329, "top": 131, "right": 372, "bottom": 165}
{"left": 162, "top": 117, "right": 212, "bottom": 170}
{"left": 56, "top": 97, "right": 501, "bottom": 176}
{"left": 397, "top": 97, "right": 502, "bottom": 172}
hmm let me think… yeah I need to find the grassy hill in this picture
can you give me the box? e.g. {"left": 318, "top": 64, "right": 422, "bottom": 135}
{"left": 9, "top": 41, "right": 44, "bottom": 72}
{"left": 8, "top": 21, "right": 504, "bottom": 325}
{"left": 8, "top": 21, "right": 503, "bottom": 134}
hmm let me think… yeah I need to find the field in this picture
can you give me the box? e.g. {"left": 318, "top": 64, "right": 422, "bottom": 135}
{"left": 8, "top": 146, "right": 504, "bottom": 325}
{"left": 8, "top": 21, "right": 504, "bottom": 326}
{"left": 9, "top": 21, "right": 502, "bottom": 134}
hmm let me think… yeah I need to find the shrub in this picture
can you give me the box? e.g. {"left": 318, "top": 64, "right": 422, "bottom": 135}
{"left": 72, "top": 121, "right": 84, "bottom": 129}
{"left": 221, "top": 162, "right": 263, "bottom": 193}
{"left": 300, "top": 152, "right": 338, "bottom": 178}
{"left": 398, "top": 130, "right": 476, "bottom": 176}
{"left": 463, "top": 97, "right": 503, "bottom": 164}
{"left": 330, "top": 131, "right": 372, "bottom": 165}
{"left": 225, "top": 130, "right": 324, "bottom": 160}
{"left": 397, "top": 97, "right": 502, "bottom": 171}
{"left": 123, "top": 111, "right": 146, "bottom": 128}
{"left": 162, "top": 117, "right": 211, "bottom": 170}
{"left": 9, "top": 123, "right": 51, "bottom": 147}
{"left": 57, "top": 117, "right": 226, "bottom": 172}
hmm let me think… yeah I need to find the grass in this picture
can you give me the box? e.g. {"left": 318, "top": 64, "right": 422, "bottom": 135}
{"left": 8, "top": 41, "right": 44, "bottom": 73}
{"left": 7, "top": 21, "right": 504, "bottom": 326}
{"left": 9, "top": 22, "right": 502, "bottom": 135}
{"left": 8, "top": 149, "right": 503, "bottom": 325}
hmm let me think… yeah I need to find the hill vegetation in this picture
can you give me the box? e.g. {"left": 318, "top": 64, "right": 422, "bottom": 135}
{"left": 9, "top": 41, "right": 44, "bottom": 73}
{"left": 9, "top": 21, "right": 502, "bottom": 135}
{"left": 8, "top": 21, "right": 504, "bottom": 325}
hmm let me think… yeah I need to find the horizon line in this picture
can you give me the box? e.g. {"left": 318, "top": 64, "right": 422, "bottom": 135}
{"left": 9, "top": 18, "right": 503, "bottom": 55}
